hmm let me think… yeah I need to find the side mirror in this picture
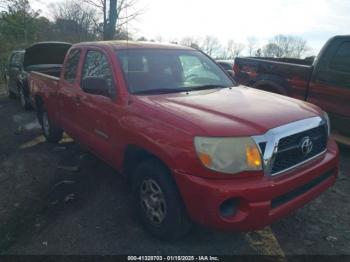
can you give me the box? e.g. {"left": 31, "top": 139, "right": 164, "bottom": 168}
{"left": 81, "top": 77, "right": 113, "bottom": 98}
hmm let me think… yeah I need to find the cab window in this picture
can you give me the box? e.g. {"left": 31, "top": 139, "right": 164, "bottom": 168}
{"left": 330, "top": 42, "right": 350, "bottom": 73}
{"left": 64, "top": 49, "right": 81, "bottom": 83}
{"left": 81, "top": 50, "right": 115, "bottom": 94}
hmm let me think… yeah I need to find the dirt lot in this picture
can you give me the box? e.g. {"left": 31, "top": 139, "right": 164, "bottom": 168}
{"left": 0, "top": 84, "right": 349, "bottom": 256}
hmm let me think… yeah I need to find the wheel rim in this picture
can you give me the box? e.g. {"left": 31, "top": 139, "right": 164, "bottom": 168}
{"left": 19, "top": 89, "right": 26, "bottom": 107}
{"left": 42, "top": 112, "right": 50, "bottom": 137}
{"left": 140, "top": 179, "right": 167, "bottom": 225}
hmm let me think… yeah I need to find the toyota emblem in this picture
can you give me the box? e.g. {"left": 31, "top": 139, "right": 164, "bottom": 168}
{"left": 300, "top": 136, "right": 313, "bottom": 155}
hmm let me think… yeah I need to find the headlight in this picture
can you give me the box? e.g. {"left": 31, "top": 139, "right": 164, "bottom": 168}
{"left": 322, "top": 111, "right": 331, "bottom": 136}
{"left": 194, "top": 137, "right": 262, "bottom": 174}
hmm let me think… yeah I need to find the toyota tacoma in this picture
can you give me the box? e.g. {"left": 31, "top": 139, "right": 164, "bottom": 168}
{"left": 29, "top": 41, "right": 339, "bottom": 240}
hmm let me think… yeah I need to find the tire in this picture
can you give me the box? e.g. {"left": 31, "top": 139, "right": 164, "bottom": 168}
{"left": 39, "top": 105, "right": 63, "bottom": 143}
{"left": 18, "top": 86, "right": 32, "bottom": 110}
{"left": 132, "top": 159, "right": 192, "bottom": 240}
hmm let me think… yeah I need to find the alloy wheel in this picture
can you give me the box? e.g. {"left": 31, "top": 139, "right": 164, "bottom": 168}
{"left": 140, "top": 179, "right": 167, "bottom": 225}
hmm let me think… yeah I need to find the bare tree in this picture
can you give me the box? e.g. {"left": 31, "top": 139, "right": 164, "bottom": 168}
{"left": 52, "top": 0, "right": 98, "bottom": 42}
{"left": 221, "top": 40, "right": 245, "bottom": 59}
{"left": 200, "top": 35, "right": 221, "bottom": 57}
{"left": 265, "top": 34, "right": 310, "bottom": 58}
{"left": 247, "top": 36, "right": 258, "bottom": 56}
{"left": 84, "top": 0, "right": 142, "bottom": 40}
{"left": 255, "top": 48, "right": 262, "bottom": 57}
{"left": 263, "top": 43, "right": 283, "bottom": 57}
{"left": 180, "top": 36, "right": 200, "bottom": 48}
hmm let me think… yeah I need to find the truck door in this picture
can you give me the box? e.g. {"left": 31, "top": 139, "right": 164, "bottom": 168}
{"left": 58, "top": 48, "right": 84, "bottom": 139}
{"left": 308, "top": 41, "right": 350, "bottom": 136}
{"left": 76, "top": 49, "right": 120, "bottom": 165}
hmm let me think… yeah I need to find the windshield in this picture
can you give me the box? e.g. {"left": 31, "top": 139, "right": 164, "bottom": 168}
{"left": 116, "top": 49, "right": 235, "bottom": 94}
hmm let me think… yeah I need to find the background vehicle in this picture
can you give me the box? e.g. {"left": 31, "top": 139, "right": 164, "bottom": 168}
{"left": 234, "top": 35, "right": 350, "bottom": 145}
{"left": 30, "top": 41, "right": 338, "bottom": 240}
{"left": 4, "top": 42, "right": 71, "bottom": 110}
{"left": 4, "top": 50, "right": 25, "bottom": 100}
{"left": 216, "top": 59, "right": 235, "bottom": 77}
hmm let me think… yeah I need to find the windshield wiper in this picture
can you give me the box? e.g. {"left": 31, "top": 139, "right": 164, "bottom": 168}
{"left": 132, "top": 88, "right": 187, "bottom": 95}
{"left": 187, "top": 84, "right": 229, "bottom": 91}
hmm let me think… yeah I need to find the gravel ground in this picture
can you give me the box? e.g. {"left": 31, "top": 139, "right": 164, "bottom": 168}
{"left": 0, "top": 84, "right": 349, "bottom": 256}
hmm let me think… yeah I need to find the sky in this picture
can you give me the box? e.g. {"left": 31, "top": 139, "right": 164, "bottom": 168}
{"left": 29, "top": 0, "right": 350, "bottom": 55}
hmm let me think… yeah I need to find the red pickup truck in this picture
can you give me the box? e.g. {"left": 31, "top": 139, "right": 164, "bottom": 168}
{"left": 29, "top": 41, "right": 339, "bottom": 240}
{"left": 234, "top": 35, "right": 350, "bottom": 145}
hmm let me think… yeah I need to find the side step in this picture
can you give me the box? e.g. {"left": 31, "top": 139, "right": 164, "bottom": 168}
{"left": 331, "top": 132, "right": 350, "bottom": 147}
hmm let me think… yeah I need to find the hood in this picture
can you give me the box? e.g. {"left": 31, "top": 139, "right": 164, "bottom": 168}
{"left": 24, "top": 42, "right": 72, "bottom": 68}
{"left": 134, "top": 86, "right": 322, "bottom": 137}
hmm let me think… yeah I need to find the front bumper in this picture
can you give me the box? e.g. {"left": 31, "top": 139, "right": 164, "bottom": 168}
{"left": 173, "top": 139, "right": 339, "bottom": 231}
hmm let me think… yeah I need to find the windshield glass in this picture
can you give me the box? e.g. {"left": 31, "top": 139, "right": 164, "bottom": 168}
{"left": 116, "top": 49, "right": 235, "bottom": 94}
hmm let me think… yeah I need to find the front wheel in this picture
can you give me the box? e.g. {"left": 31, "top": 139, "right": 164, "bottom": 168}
{"left": 39, "top": 106, "right": 63, "bottom": 143}
{"left": 132, "top": 159, "right": 192, "bottom": 240}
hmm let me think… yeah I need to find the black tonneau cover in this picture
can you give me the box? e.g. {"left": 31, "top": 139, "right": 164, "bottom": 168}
{"left": 23, "top": 42, "right": 72, "bottom": 68}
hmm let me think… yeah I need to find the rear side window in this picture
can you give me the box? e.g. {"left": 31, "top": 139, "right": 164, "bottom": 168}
{"left": 330, "top": 42, "right": 350, "bottom": 73}
{"left": 81, "top": 50, "right": 114, "bottom": 90}
{"left": 64, "top": 49, "right": 81, "bottom": 83}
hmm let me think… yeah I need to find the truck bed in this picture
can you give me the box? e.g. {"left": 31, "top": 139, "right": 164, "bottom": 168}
{"left": 29, "top": 71, "right": 60, "bottom": 110}
{"left": 234, "top": 57, "right": 314, "bottom": 99}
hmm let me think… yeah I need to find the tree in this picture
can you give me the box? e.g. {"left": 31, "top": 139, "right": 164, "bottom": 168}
{"left": 0, "top": 0, "right": 40, "bottom": 44}
{"left": 137, "top": 36, "right": 147, "bottom": 41}
{"left": 247, "top": 36, "right": 258, "bottom": 56}
{"left": 263, "top": 34, "right": 310, "bottom": 58}
{"left": 263, "top": 43, "right": 283, "bottom": 57}
{"left": 200, "top": 35, "right": 221, "bottom": 57}
{"left": 0, "top": 0, "right": 47, "bottom": 76}
{"left": 84, "top": 0, "right": 142, "bottom": 40}
{"left": 221, "top": 40, "right": 245, "bottom": 59}
{"left": 255, "top": 48, "right": 262, "bottom": 57}
{"left": 51, "top": 0, "right": 99, "bottom": 42}
{"left": 180, "top": 36, "right": 199, "bottom": 47}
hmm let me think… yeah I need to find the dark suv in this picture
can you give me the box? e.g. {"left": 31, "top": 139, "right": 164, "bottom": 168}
{"left": 4, "top": 50, "right": 26, "bottom": 102}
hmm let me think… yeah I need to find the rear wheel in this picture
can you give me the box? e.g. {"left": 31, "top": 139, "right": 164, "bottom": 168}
{"left": 132, "top": 159, "right": 192, "bottom": 240}
{"left": 39, "top": 106, "right": 63, "bottom": 143}
{"left": 18, "top": 87, "right": 31, "bottom": 110}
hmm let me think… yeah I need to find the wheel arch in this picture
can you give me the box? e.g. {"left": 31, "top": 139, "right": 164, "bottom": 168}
{"left": 122, "top": 144, "right": 172, "bottom": 183}
{"left": 34, "top": 95, "right": 45, "bottom": 124}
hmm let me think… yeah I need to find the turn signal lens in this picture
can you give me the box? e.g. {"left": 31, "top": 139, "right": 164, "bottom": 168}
{"left": 246, "top": 146, "right": 262, "bottom": 168}
{"left": 198, "top": 152, "right": 212, "bottom": 167}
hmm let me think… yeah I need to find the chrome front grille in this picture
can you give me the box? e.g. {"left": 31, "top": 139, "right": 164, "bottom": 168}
{"left": 253, "top": 117, "right": 328, "bottom": 176}
{"left": 271, "top": 125, "right": 327, "bottom": 175}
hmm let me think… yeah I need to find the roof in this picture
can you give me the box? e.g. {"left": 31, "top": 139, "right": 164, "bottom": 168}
{"left": 74, "top": 40, "right": 194, "bottom": 51}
